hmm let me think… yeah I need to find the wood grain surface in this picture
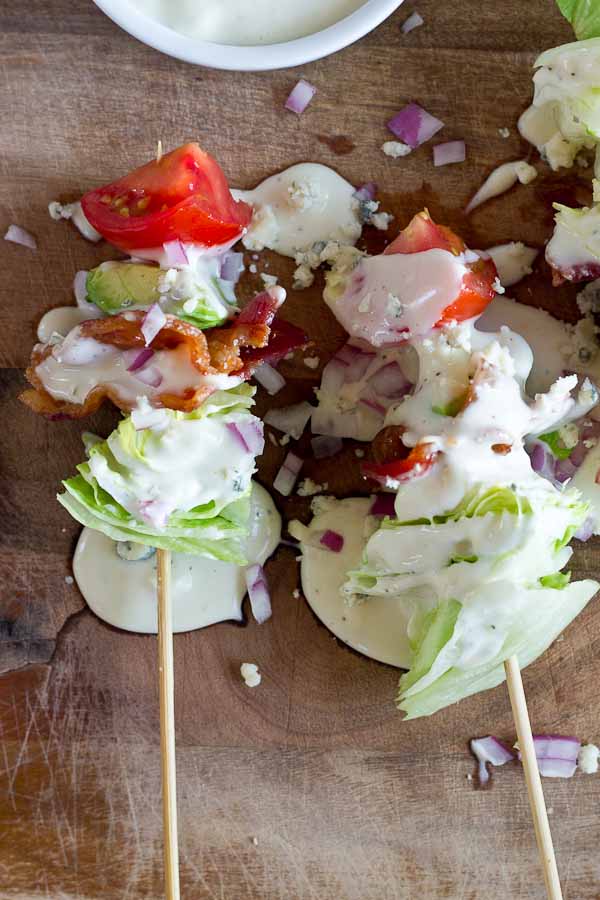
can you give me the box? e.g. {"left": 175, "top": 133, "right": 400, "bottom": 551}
{"left": 2, "top": 1, "right": 600, "bottom": 897}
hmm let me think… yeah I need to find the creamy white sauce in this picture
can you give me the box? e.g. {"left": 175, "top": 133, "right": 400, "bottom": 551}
{"left": 130, "top": 0, "right": 366, "bottom": 45}
{"left": 37, "top": 307, "right": 96, "bottom": 343}
{"left": 73, "top": 482, "right": 281, "bottom": 633}
{"left": 480, "top": 242, "right": 538, "bottom": 288}
{"left": 88, "top": 402, "right": 260, "bottom": 524}
{"left": 325, "top": 248, "right": 468, "bottom": 347}
{"left": 476, "top": 295, "right": 569, "bottom": 394}
{"left": 465, "top": 161, "right": 538, "bottom": 214}
{"left": 385, "top": 323, "right": 583, "bottom": 522}
{"left": 48, "top": 200, "right": 102, "bottom": 242}
{"left": 298, "top": 498, "right": 412, "bottom": 668}
{"left": 233, "top": 163, "right": 361, "bottom": 257}
{"left": 35, "top": 324, "right": 242, "bottom": 408}
{"left": 133, "top": 238, "right": 239, "bottom": 268}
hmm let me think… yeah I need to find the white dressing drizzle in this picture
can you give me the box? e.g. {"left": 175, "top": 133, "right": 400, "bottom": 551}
{"left": 232, "top": 163, "right": 362, "bottom": 257}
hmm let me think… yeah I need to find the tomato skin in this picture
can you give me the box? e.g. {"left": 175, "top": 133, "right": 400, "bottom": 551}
{"left": 362, "top": 442, "right": 439, "bottom": 486}
{"left": 383, "top": 210, "right": 497, "bottom": 325}
{"left": 81, "top": 143, "right": 252, "bottom": 251}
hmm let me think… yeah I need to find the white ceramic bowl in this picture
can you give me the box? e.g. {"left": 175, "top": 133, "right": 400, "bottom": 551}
{"left": 93, "top": 0, "right": 405, "bottom": 71}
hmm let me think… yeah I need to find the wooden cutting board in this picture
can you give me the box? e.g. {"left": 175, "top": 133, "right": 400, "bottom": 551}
{"left": 2, "top": 1, "right": 600, "bottom": 897}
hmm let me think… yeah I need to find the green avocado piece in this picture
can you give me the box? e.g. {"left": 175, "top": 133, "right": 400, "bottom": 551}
{"left": 86, "top": 262, "right": 161, "bottom": 313}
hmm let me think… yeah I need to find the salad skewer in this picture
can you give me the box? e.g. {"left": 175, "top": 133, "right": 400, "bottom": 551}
{"left": 157, "top": 549, "right": 180, "bottom": 900}
{"left": 504, "top": 656, "right": 562, "bottom": 900}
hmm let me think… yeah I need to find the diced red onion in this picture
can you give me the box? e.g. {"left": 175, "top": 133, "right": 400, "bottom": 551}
{"left": 354, "top": 182, "right": 378, "bottom": 202}
{"left": 264, "top": 401, "right": 314, "bottom": 440}
{"left": 387, "top": 102, "right": 444, "bottom": 149}
{"left": 554, "top": 456, "right": 577, "bottom": 484}
{"left": 519, "top": 735, "right": 581, "bottom": 779}
{"left": 163, "top": 239, "right": 188, "bottom": 267}
{"left": 319, "top": 530, "right": 344, "bottom": 553}
{"left": 367, "top": 362, "right": 411, "bottom": 398}
{"left": 4, "top": 224, "right": 37, "bottom": 250}
{"left": 220, "top": 251, "right": 245, "bottom": 284}
{"left": 226, "top": 420, "right": 264, "bottom": 456}
{"left": 273, "top": 451, "right": 303, "bottom": 496}
{"left": 285, "top": 79, "right": 316, "bottom": 115}
{"left": 334, "top": 342, "right": 376, "bottom": 382}
{"left": 311, "top": 435, "right": 344, "bottom": 459}
{"left": 140, "top": 303, "right": 167, "bottom": 346}
{"left": 245, "top": 563, "right": 272, "bottom": 624}
{"left": 360, "top": 397, "right": 386, "bottom": 417}
{"left": 530, "top": 441, "right": 558, "bottom": 484}
{"left": 126, "top": 347, "right": 155, "bottom": 372}
{"left": 401, "top": 10, "right": 424, "bottom": 33}
{"left": 470, "top": 736, "right": 515, "bottom": 785}
{"left": 433, "top": 140, "right": 466, "bottom": 167}
{"left": 133, "top": 365, "right": 163, "bottom": 388}
{"left": 253, "top": 363, "right": 286, "bottom": 395}
{"left": 370, "top": 493, "right": 397, "bottom": 517}
{"left": 320, "top": 359, "right": 347, "bottom": 394}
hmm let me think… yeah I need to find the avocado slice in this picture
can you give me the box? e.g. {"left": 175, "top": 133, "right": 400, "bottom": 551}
{"left": 86, "top": 262, "right": 161, "bottom": 313}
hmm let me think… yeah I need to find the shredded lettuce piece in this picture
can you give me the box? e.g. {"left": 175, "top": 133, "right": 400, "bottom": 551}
{"left": 556, "top": 0, "right": 600, "bottom": 39}
{"left": 58, "top": 386, "right": 257, "bottom": 562}
{"left": 539, "top": 430, "right": 573, "bottom": 459}
{"left": 540, "top": 571, "right": 572, "bottom": 589}
{"left": 398, "top": 580, "right": 597, "bottom": 718}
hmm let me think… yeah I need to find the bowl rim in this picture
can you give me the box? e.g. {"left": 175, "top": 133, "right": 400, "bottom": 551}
{"left": 92, "top": 0, "right": 405, "bottom": 71}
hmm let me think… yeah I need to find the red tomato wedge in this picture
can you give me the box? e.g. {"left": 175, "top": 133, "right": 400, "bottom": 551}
{"left": 384, "top": 210, "right": 497, "bottom": 325}
{"left": 362, "top": 442, "right": 439, "bottom": 486}
{"left": 81, "top": 143, "right": 252, "bottom": 252}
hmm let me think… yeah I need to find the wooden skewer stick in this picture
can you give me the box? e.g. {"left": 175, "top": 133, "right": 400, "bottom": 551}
{"left": 157, "top": 548, "right": 181, "bottom": 900}
{"left": 504, "top": 655, "right": 562, "bottom": 900}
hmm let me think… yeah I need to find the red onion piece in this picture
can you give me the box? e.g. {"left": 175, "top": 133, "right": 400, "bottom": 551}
{"left": 370, "top": 493, "right": 397, "bottom": 517}
{"left": 264, "top": 401, "right": 314, "bottom": 440}
{"left": 433, "top": 140, "right": 466, "bottom": 167}
{"left": 126, "top": 347, "right": 155, "bottom": 372}
{"left": 226, "top": 420, "right": 264, "bottom": 456}
{"left": 311, "top": 435, "right": 344, "bottom": 459}
{"left": 285, "top": 79, "right": 316, "bottom": 115}
{"left": 140, "top": 303, "right": 167, "bottom": 346}
{"left": 4, "top": 224, "right": 37, "bottom": 250}
{"left": 245, "top": 563, "right": 272, "bottom": 624}
{"left": 470, "top": 736, "right": 515, "bottom": 785}
{"left": 163, "top": 239, "right": 188, "bottom": 267}
{"left": 320, "top": 359, "right": 347, "bottom": 394}
{"left": 133, "top": 365, "right": 163, "bottom": 388}
{"left": 401, "top": 10, "right": 424, "bottom": 33}
{"left": 220, "top": 251, "right": 245, "bottom": 284}
{"left": 387, "top": 103, "right": 444, "bottom": 149}
{"left": 253, "top": 363, "right": 286, "bottom": 395}
{"left": 334, "top": 342, "right": 376, "bottom": 382}
{"left": 354, "top": 182, "right": 378, "bottom": 202}
{"left": 320, "top": 530, "right": 344, "bottom": 553}
{"left": 273, "top": 451, "right": 303, "bottom": 496}
{"left": 554, "top": 456, "right": 577, "bottom": 483}
{"left": 519, "top": 735, "right": 581, "bottom": 778}
{"left": 367, "top": 362, "right": 411, "bottom": 398}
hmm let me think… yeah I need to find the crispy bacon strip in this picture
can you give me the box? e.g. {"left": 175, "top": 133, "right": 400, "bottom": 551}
{"left": 21, "top": 311, "right": 269, "bottom": 419}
